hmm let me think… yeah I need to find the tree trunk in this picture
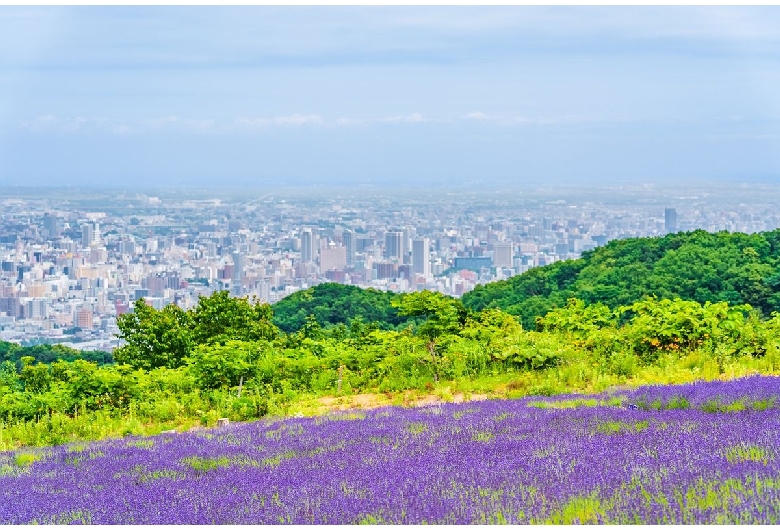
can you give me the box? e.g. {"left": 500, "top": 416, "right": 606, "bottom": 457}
{"left": 428, "top": 341, "right": 438, "bottom": 383}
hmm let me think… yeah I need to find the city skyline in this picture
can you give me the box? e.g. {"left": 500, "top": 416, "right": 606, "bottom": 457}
{"left": 2, "top": 6, "right": 780, "bottom": 187}
{"left": 2, "top": 183, "right": 779, "bottom": 350}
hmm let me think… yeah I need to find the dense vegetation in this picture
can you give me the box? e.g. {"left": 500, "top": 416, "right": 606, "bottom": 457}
{"left": 4, "top": 229, "right": 780, "bottom": 450}
{"left": 0, "top": 341, "right": 112, "bottom": 367}
{"left": 2, "top": 286, "right": 780, "bottom": 449}
{"left": 463, "top": 229, "right": 780, "bottom": 328}
{"left": 271, "top": 283, "right": 415, "bottom": 333}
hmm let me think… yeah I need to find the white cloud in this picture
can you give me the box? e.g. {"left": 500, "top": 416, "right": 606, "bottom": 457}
{"left": 20, "top": 110, "right": 623, "bottom": 135}
{"left": 383, "top": 112, "right": 425, "bottom": 124}
{"left": 273, "top": 114, "right": 324, "bottom": 126}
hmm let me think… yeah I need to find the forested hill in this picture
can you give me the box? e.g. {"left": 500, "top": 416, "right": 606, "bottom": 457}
{"left": 462, "top": 229, "right": 780, "bottom": 328}
{"left": 271, "top": 283, "right": 416, "bottom": 333}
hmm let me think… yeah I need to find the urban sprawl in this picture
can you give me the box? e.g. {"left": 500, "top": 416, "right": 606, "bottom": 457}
{"left": 1, "top": 184, "right": 778, "bottom": 352}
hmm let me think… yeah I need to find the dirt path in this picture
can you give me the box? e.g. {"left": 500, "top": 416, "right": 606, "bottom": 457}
{"left": 315, "top": 391, "right": 489, "bottom": 413}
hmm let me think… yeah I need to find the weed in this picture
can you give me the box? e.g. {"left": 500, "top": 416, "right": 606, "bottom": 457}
{"left": 181, "top": 455, "right": 231, "bottom": 473}
{"left": 594, "top": 420, "right": 649, "bottom": 435}
{"left": 472, "top": 431, "right": 494, "bottom": 442}
{"left": 14, "top": 453, "right": 38, "bottom": 467}
{"left": 725, "top": 444, "right": 770, "bottom": 465}
{"left": 406, "top": 422, "right": 427, "bottom": 435}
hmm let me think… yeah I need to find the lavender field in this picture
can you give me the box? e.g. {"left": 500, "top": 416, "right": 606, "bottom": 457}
{"left": 3, "top": 376, "right": 780, "bottom": 524}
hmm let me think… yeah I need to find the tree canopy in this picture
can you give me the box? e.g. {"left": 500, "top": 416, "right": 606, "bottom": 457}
{"left": 271, "top": 283, "right": 415, "bottom": 333}
{"left": 114, "top": 291, "right": 278, "bottom": 370}
{"left": 462, "top": 229, "right": 780, "bottom": 328}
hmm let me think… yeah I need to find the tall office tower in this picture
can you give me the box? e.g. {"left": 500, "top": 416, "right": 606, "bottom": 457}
{"left": 232, "top": 252, "right": 243, "bottom": 295}
{"left": 493, "top": 242, "right": 513, "bottom": 268}
{"left": 81, "top": 223, "right": 94, "bottom": 248}
{"left": 300, "top": 229, "right": 315, "bottom": 263}
{"left": 385, "top": 231, "right": 403, "bottom": 261}
{"left": 665, "top": 208, "right": 678, "bottom": 234}
{"left": 412, "top": 238, "right": 430, "bottom": 277}
{"left": 342, "top": 230, "right": 355, "bottom": 267}
{"left": 43, "top": 213, "right": 61, "bottom": 238}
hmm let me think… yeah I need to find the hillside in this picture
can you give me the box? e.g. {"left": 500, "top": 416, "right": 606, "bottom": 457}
{"left": 271, "top": 283, "right": 415, "bottom": 333}
{"left": 462, "top": 229, "right": 780, "bottom": 328}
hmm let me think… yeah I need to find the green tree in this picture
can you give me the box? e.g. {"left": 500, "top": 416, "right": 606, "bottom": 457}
{"left": 191, "top": 290, "right": 278, "bottom": 345}
{"left": 19, "top": 356, "right": 51, "bottom": 394}
{"left": 188, "top": 340, "right": 257, "bottom": 390}
{"left": 114, "top": 299, "right": 193, "bottom": 370}
{"left": 392, "top": 291, "right": 468, "bottom": 381}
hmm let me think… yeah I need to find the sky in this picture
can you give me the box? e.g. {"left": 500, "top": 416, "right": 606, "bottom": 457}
{"left": 1, "top": 6, "right": 780, "bottom": 189}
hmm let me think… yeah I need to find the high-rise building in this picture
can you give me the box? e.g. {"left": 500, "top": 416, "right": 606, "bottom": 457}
{"left": 300, "top": 229, "right": 316, "bottom": 263}
{"left": 665, "top": 208, "right": 677, "bottom": 234}
{"left": 75, "top": 309, "right": 93, "bottom": 329}
{"left": 385, "top": 231, "right": 403, "bottom": 261}
{"left": 81, "top": 223, "right": 95, "bottom": 248}
{"left": 493, "top": 242, "right": 513, "bottom": 268}
{"left": 26, "top": 298, "right": 49, "bottom": 320}
{"left": 342, "top": 230, "right": 354, "bottom": 267}
{"left": 412, "top": 238, "right": 430, "bottom": 277}
{"left": 232, "top": 252, "right": 243, "bottom": 294}
{"left": 43, "top": 213, "right": 61, "bottom": 238}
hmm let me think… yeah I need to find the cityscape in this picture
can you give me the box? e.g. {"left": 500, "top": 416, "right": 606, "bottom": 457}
{"left": 2, "top": 182, "right": 780, "bottom": 352}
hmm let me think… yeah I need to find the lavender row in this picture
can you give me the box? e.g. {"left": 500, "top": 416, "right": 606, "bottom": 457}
{"left": 2, "top": 376, "right": 780, "bottom": 524}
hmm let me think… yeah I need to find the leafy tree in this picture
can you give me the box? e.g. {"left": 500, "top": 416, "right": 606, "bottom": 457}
{"left": 19, "top": 356, "right": 51, "bottom": 394}
{"left": 191, "top": 290, "right": 278, "bottom": 345}
{"left": 188, "top": 340, "right": 258, "bottom": 390}
{"left": 114, "top": 299, "right": 193, "bottom": 370}
{"left": 115, "top": 291, "right": 278, "bottom": 371}
{"left": 392, "top": 291, "right": 469, "bottom": 381}
{"left": 0, "top": 341, "right": 112, "bottom": 367}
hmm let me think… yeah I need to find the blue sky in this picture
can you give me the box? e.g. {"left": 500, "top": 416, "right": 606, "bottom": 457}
{"left": 1, "top": 6, "right": 780, "bottom": 188}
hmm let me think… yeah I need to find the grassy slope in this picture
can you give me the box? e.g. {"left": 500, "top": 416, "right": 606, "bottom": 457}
{"left": 3, "top": 346, "right": 777, "bottom": 451}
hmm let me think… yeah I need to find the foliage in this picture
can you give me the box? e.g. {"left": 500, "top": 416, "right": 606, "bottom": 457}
{"left": 0, "top": 341, "right": 112, "bottom": 367}
{"left": 114, "top": 301, "right": 192, "bottom": 370}
{"left": 190, "top": 290, "right": 278, "bottom": 345}
{"left": 115, "top": 291, "right": 278, "bottom": 370}
{"left": 3, "top": 293, "right": 780, "bottom": 450}
{"left": 463, "top": 229, "right": 780, "bottom": 328}
{"left": 271, "top": 283, "right": 415, "bottom": 333}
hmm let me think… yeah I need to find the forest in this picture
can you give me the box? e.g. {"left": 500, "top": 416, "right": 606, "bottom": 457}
{"left": 2, "top": 229, "right": 780, "bottom": 449}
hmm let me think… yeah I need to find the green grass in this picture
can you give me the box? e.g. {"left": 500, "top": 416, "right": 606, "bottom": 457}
{"left": 471, "top": 431, "right": 494, "bottom": 443}
{"left": 261, "top": 449, "right": 297, "bottom": 468}
{"left": 180, "top": 455, "right": 231, "bottom": 473}
{"left": 406, "top": 422, "right": 428, "bottom": 435}
{"left": 545, "top": 494, "right": 605, "bottom": 524}
{"left": 14, "top": 453, "right": 39, "bottom": 467}
{"left": 594, "top": 420, "right": 649, "bottom": 435}
{"left": 725, "top": 444, "right": 771, "bottom": 465}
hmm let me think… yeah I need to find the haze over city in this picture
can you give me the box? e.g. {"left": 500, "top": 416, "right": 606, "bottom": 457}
{"left": 2, "top": 6, "right": 780, "bottom": 188}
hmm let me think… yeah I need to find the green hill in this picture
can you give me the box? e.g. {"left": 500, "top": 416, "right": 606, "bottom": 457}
{"left": 271, "top": 283, "right": 414, "bottom": 333}
{"left": 462, "top": 229, "right": 780, "bottom": 328}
